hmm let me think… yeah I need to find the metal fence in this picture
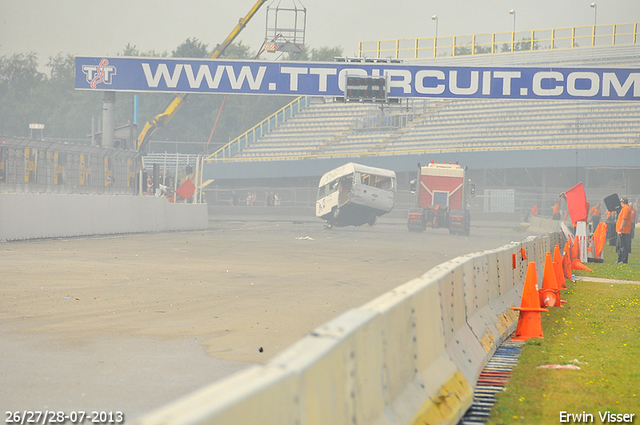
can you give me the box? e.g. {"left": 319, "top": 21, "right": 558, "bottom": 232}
{"left": 207, "top": 96, "right": 309, "bottom": 160}
{"left": 0, "top": 136, "right": 140, "bottom": 195}
{"left": 359, "top": 22, "right": 640, "bottom": 59}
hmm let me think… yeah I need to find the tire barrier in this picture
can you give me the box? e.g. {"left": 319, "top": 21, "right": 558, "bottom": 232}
{"left": 0, "top": 193, "right": 209, "bottom": 241}
{"left": 133, "top": 232, "right": 564, "bottom": 425}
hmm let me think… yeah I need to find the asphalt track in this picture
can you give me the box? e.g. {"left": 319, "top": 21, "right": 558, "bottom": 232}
{"left": 0, "top": 218, "right": 532, "bottom": 422}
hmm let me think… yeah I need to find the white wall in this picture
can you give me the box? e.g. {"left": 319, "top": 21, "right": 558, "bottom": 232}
{"left": 0, "top": 194, "right": 208, "bottom": 241}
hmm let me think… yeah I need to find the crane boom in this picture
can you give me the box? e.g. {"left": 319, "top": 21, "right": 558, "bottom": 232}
{"left": 136, "top": 0, "right": 267, "bottom": 152}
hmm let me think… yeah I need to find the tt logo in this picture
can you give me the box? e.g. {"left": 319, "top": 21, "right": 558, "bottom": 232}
{"left": 82, "top": 58, "right": 117, "bottom": 88}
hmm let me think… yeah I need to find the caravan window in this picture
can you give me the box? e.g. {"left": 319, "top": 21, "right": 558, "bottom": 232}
{"left": 355, "top": 173, "right": 394, "bottom": 190}
{"left": 317, "top": 179, "right": 340, "bottom": 199}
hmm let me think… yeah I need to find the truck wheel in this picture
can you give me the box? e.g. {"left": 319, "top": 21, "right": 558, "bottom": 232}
{"left": 367, "top": 214, "right": 376, "bottom": 226}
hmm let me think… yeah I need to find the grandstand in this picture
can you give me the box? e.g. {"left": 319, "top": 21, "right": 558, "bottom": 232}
{"left": 207, "top": 44, "right": 640, "bottom": 165}
{"left": 212, "top": 95, "right": 640, "bottom": 160}
{"left": 382, "top": 98, "right": 640, "bottom": 153}
{"left": 233, "top": 99, "right": 429, "bottom": 158}
{"left": 235, "top": 100, "right": 383, "bottom": 158}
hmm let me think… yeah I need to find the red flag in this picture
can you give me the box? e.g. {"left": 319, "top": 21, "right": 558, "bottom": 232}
{"left": 564, "top": 182, "right": 588, "bottom": 223}
{"left": 176, "top": 178, "right": 196, "bottom": 200}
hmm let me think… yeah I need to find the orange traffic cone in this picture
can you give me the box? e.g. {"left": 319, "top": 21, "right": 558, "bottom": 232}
{"left": 540, "top": 252, "right": 561, "bottom": 308}
{"left": 572, "top": 259, "right": 593, "bottom": 272}
{"left": 562, "top": 252, "right": 572, "bottom": 280}
{"left": 553, "top": 259, "right": 568, "bottom": 305}
{"left": 512, "top": 262, "right": 549, "bottom": 341}
{"left": 570, "top": 239, "right": 593, "bottom": 271}
{"left": 571, "top": 239, "right": 580, "bottom": 264}
{"left": 564, "top": 241, "right": 572, "bottom": 263}
{"left": 553, "top": 245, "right": 566, "bottom": 289}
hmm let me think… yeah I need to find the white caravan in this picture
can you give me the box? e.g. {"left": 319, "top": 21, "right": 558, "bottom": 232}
{"left": 316, "top": 163, "right": 396, "bottom": 227}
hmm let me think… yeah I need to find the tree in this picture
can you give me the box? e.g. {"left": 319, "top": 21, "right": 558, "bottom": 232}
{"left": 500, "top": 37, "right": 540, "bottom": 53}
{"left": 514, "top": 37, "right": 539, "bottom": 52}
{"left": 309, "top": 46, "right": 343, "bottom": 62}
{"left": 0, "top": 53, "right": 46, "bottom": 137}
{"left": 222, "top": 41, "right": 254, "bottom": 59}
{"left": 454, "top": 44, "right": 492, "bottom": 56}
{"left": 285, "top": 45, "right": 343, "bottom": 62}
{"left": 39, "top": 53, "right": 102, "bottom": 139}
{"left": 286, "top": 48, "right": 309, "bottom": 61}
{"left": 119, "top": 43, "right": 167, "bottom": 57}
{"left": 454, "top": 45, "right": 472, "bottom": 56}
{"left": 120, "top": 43, "right": 140, "bottom": 57}
{"left": 172, "top": 38, "right": 209, "bottom": 58}
{"left": 474, "top": 45, "right": 492, "bottom": 54}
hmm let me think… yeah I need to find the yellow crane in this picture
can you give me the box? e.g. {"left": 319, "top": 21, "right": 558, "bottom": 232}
{"left": 136, "top": 0, "right": 267, "bottom": 152}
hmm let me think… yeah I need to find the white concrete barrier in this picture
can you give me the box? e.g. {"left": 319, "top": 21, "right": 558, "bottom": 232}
{"left": 133, "top": 232, "right": 565, "bottom": 425}
{"left": 0, "top": 193, "right": 208, "bottom": 241}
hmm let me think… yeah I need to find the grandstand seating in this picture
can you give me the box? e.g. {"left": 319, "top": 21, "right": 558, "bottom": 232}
{"left": 235, "top": 101, "right": 382, "bottom": 158}
{"left": 382, "top": 99, "right": 640, "bottom": 153}
{"left": 222, "top": 45, "right": 640, "bottom": 160}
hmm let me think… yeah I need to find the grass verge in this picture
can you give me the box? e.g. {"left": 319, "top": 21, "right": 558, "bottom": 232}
{"left": 487, "top": 236, "right": 640, "bottom": 424}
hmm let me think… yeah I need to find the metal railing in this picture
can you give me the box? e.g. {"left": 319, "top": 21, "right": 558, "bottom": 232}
{"left": 0, "top": 136, "right": 140, "bottom": 195}
{"left": 359, "top": 22, "right": 639, "bottom": 59}
{"left": 147, "top": 140, "right": 210, "bottom": 154}
{"left": 203, "top": 140, "right": 640, "bottom": 163}
{"left": 205, "top": 96, "right": 309, "bottom": 160}
{"left": 142, "top": 152, "right": 201, "bottom": 173}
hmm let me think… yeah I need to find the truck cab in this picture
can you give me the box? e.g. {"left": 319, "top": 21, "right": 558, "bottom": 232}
{"left": 407, "top": 161, "right": 472, "bottom": 235}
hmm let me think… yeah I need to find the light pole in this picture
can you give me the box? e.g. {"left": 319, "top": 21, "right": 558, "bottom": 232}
{"left": 509, "top": 9, "right": 516, "bottom": 33}
{"left": 431, "top": 15, "right": 439, "bottom": 57}
{"left": 509, "top": 9, "right": 516, "bottom": 51}
{"left": 590, "top": 3, "right": 597, "bottom": 46}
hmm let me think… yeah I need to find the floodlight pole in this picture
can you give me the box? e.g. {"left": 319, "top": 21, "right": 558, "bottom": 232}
{"left": 431, "top": 15, "right": 438, "bottom": 57}
{"left": 509, "top": 10, "right": 516, "bottom": 52}
{"left": 590, "top": 3, "right": 597, "bottom": 46}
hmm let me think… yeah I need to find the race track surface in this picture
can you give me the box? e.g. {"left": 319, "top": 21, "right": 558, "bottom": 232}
{"left": 1, "top": 220, "right": 530, "bottom": 421}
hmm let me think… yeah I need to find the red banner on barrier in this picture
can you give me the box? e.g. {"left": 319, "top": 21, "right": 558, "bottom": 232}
{"left": 176, "top": 178, "right": 195, "bottom": 200}
{"left": 565, "top": 182, "right": 588, "bottom": 223}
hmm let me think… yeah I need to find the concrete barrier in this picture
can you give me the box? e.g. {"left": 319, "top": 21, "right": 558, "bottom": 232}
{"left": 133, "top": 232, "right": 565, "bottom": 425}
{"left": 0, "top": 193, "right": 208, "bottom": 241}
{"left": 208, "top": 205, "right": 315, "bottom": 222}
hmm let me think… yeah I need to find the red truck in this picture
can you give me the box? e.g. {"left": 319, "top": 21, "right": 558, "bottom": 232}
{"left": 407, "top": 161, "right": 474, "bottom": 235}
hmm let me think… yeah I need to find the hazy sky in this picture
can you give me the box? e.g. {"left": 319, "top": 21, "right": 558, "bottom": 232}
{"left": 1, "top": 0, "right": 639, "bottom": 71}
